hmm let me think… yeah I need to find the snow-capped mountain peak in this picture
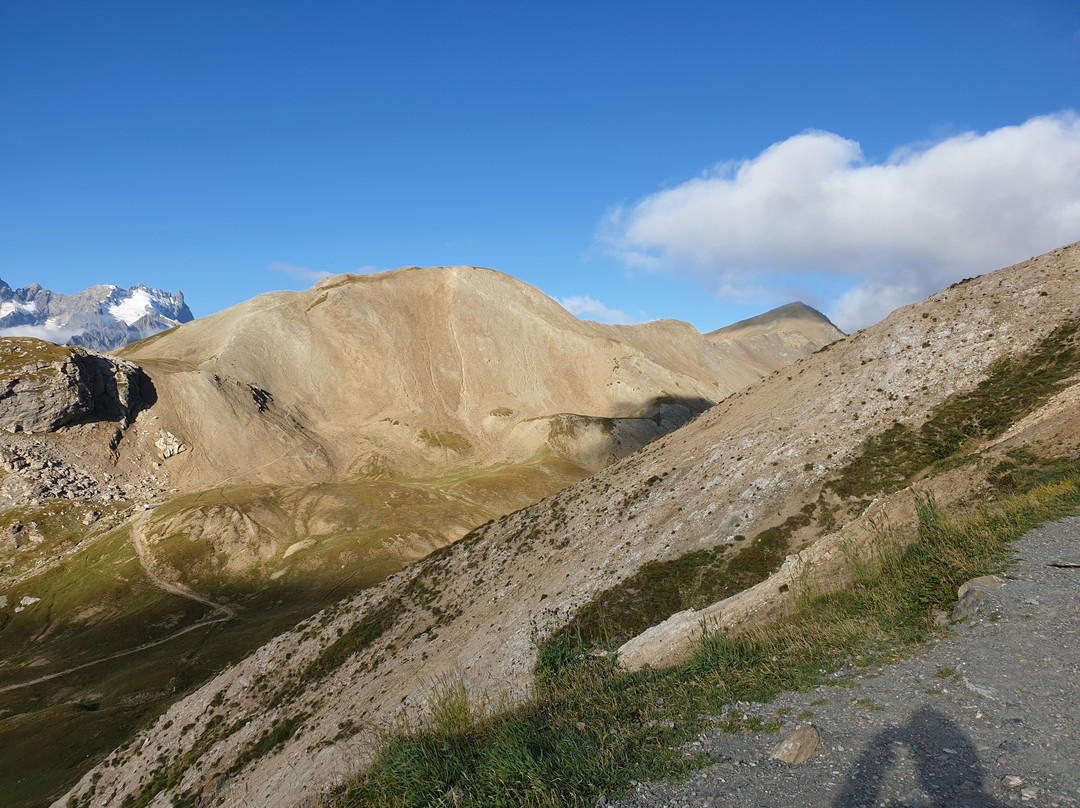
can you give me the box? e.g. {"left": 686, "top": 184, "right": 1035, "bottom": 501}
{"left": 105, "top": 285, "right": 187, "bottom": 326}
{"left": 0, "top": 278, "right": 194, "bottom": 351}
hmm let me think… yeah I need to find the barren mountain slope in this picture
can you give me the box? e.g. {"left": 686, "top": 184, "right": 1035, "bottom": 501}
{"left": 122, "top": 266, "right": 839, "bottom": 489}
{"left": 100, "top": 266, "right": 842, "bottom": 609}
{"left": 706, "top": 301, "right": 848, "bottom": 376}
{"left": 62, "top": 242, "right": 1080, "bottom": 808}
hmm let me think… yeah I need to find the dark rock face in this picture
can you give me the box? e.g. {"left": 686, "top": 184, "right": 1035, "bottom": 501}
{"left": 0, "top": 338, "right": 148, "bottom": 434}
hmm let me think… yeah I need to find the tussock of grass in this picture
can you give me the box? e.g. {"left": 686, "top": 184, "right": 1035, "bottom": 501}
{"left": 329, "top": 464, "right": 1080, "bottom": 808}
{"left": 541, "top": 508, "right": 814, "bottom": 667}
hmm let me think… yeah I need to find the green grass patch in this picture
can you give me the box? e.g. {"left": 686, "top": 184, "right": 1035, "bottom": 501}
{"left": 229, "top": 712, "right": 309, "bottom": 775}
{"left": 537, "top": 508, "right": 814, "bottom": 671}
{"left": 0, "top": 337, "right": 72, "bottom": 377}
{"left": 269, "top": 598, "right": 402, "bottom": 706}
{"left": 420, "top": 430, "right": 473, "bottom": 453}
{"left": 331, "top": 464, "right": 1080, "bottom": 808}
{"left": 832, "top": 320, "right": 1080, "bottom": 499}
{"left": 0, "top": 499, "right": 128, "bottom": 586}
{"left": 3, "top": 457, "right": 589, "bottom": 808}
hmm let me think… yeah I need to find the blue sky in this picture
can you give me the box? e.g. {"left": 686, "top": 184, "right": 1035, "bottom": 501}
{"left": 2, "top": 1, "right": 1079, "bottom": 334}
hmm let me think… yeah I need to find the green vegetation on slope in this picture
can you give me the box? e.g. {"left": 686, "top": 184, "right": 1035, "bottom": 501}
{"left": 537, "top": 506, "right": 813, "bottom": 675}
{"left": 541, "top": 315, "right": 1080, "bottom": 677}
{"left": 331, "top": 464, "right": 1080, "bottom": 808}
{"left": 0, "top": 337, "right": 72, "bottom": 376}
{"left": 831, "top": 319, "right": 1080, "bottom": 499}
{"left": 0, "top": 457, "right": 588, "bottom": 808}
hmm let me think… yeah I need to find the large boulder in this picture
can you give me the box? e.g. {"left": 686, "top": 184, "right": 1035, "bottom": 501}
{"left": 0, "top": 337, "right": 147, "bottom": 433}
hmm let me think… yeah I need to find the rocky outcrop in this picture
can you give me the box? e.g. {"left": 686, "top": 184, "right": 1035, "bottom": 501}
{"left": 154, "top": 429, "right": 186, "bottom": 459}
{"left": 0, "top": 439, "right": 135, "bottom": 505}
{"left": 0, "top": 337, "right": 148, "bottom": 434}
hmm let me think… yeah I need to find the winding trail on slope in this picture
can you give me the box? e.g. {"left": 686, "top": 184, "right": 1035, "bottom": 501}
{"left": 129, "top": 509, "right": 235, "bottom": 619}
{"left": 0, "top": 511, "right": 236, "bottom": 695}
{"left": 0, "top": 614, "right": 232, "bottom": 695}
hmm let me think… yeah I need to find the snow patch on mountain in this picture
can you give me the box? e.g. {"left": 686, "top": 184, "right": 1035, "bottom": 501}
{"left": 0, "top": 301, "right": 38, "bottom": 318}
{"left": 107, "top": 287, "right": 176, "bottom": 326}
{"left": 0, "top": 278, "right": 194, "bottom": 351}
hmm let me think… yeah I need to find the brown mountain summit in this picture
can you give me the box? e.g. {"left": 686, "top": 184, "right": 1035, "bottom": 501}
{"left": 119, "top": 265, "right": 841, "bottom": 486}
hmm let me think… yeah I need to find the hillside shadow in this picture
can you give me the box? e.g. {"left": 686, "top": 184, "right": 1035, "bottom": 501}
{"left": 72, "top": 358, "right": 157, "bottom": 426}
{"left": 0, "top": 571, "right": 376, "bottom": 808}
{"left": 832, "top": 708, "right": 1004, "bottom": 807}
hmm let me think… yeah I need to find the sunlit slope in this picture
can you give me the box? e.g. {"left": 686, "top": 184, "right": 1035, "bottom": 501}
{"left": 1, "top": 266, "right": 841, "bottom": 808}
{"left": 121, "top": 266, "right": 841, "bottom": 488}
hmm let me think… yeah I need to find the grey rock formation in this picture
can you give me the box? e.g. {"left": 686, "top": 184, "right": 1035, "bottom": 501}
{"left": 0, "top": 339, "right": 148, "bottom": 434}
{"left": 951, "top": 576, "right": 1005, "bottom": 621}
{"left": 0, "top": 278, "right": 193, "bottom": 351}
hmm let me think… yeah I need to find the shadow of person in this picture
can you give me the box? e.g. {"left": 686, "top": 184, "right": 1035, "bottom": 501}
{"left": 833, "top": 707, "right": 1004, "bottom": 807}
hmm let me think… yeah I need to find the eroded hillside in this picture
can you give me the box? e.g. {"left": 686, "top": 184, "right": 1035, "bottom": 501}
{"left": 60, "top": 243, "right": 1080, "bottom": 808}
{"left": 120, "top": 266, "right": 840, "bottom": 486}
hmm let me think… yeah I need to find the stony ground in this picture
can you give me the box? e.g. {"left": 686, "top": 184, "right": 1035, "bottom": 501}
{"left": 613, "top": 517, "right": 1080, "bottom": 808}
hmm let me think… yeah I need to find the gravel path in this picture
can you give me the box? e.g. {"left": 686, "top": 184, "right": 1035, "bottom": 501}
{"left": 613, "top": 516, "right": 1080, "bottom": 808}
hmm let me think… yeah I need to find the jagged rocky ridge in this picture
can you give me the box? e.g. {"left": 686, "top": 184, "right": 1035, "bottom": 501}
{"left": 57, "top": 244, "right": 1080, "bottom": 808}
{"left": 0, "top": 279, "right": 193, "bottom": 351}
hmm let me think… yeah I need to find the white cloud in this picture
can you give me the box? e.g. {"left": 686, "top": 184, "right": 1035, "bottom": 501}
{"left": 828, "top": 283, "right": 923, "bottom": 334}
{"left": 0, "top": 325, "right": 83, "bottom": 344}
{"left": 558, "top": 295, "right": 637, "bottom": 325}
{"left": 602, "top": 112, "right": 1080, "bottom": 331}
{"left": 269, "top": 262, "right": 333, "bottom": 282}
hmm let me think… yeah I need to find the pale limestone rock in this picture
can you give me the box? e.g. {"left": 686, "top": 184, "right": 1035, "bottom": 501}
{"left": 154, "top": 429, "right": 186, "bottom": 459}
{"left": 952, "top": 574, "right": 1005, "bottom": 620}
{"left": 957, "top": 574, "right": 1004, "bottom": 598}
{"left": 770, "top": 725, "right": 823, "bottom": 764}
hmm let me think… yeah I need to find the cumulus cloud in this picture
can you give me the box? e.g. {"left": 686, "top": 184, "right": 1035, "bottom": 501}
{"left": 558, "top": 295, "right": 637, "bottom": 325}
{"left": 269, "top": 262, "right": 333, "bottom": 282}
{"left": 602, "top": 112, "right": 1080, "bottom": 331}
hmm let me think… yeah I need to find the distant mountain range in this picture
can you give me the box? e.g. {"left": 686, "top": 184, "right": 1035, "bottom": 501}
{"left": 0, "top": 279, "right": 193, "bottom": 351}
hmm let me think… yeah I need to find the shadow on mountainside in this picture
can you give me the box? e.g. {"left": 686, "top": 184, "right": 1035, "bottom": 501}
{"left": 0, "top": 571, "right": 376, "bottom": 808}
{"left": 69, "top": 354, "right": 158, "bottom": 426}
